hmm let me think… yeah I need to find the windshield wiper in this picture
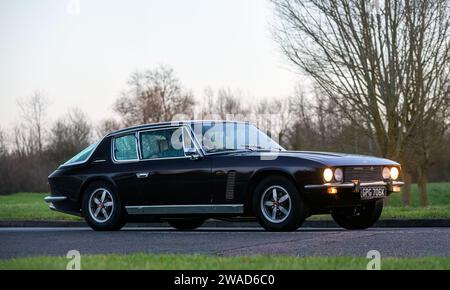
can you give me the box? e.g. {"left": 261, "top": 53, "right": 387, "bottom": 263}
{"left": 205, "top": 148, "right": 237, "bottom": 153}
{"left": 240, "top": 144, "right": 265, "bottom": 151}
{"left": 240, "top": 144, "right": 283, "bottom": 152}
{"left": 206, "top": 145, "right": 281, "bottom": 153}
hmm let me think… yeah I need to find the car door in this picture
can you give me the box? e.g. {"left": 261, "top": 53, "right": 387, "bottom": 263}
{"left": 199, "top": 122, "right": 250, "bottom": 205}
{"left": 134, "top": 126, "right": 212, "bottom": 206}
{"left": 110, "top": 133, "right": 143, "bottom": 206}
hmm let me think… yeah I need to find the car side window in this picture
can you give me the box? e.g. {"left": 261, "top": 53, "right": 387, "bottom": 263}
{"left": 140, "top": 128, "right": 185, "bottom": 160}
{"left": 114, "top": 134, "right": 138, "bottom": 161}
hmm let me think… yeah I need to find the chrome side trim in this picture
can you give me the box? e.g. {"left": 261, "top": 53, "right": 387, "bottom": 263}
{"left": 126, "top": 204, "right": 244, "bottom": 215}
{"left": 44, "top": 196, "right": 68, "bottom": 203}
{"left": 304, "top": 181, "right": 405, "bottom": 189}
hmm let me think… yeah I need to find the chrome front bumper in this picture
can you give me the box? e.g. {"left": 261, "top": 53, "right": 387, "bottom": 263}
{"left": 304, "top": 181, "right": 405, "bottom": 190}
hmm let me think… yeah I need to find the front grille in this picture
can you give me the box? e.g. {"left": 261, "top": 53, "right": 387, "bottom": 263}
{"left": 344, "top": 166, "right": 382, "bottom": 182}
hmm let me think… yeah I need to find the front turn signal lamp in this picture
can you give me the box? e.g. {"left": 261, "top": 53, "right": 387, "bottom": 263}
{"left": 323, "top": 168, "right": 333, "bottom": 183}
{"left": 390, "top": 167, "right": 399, "bottom": 180}
{"left": 327, "top": 187, "right": 338, "bottom": 194}
{"left": 392, "top": 185, "right": 401, "bottom": 192}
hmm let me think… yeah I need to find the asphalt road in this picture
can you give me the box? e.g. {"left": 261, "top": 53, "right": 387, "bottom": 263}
{"left": 1, "top": 227, "right": 449, "bottom": 259}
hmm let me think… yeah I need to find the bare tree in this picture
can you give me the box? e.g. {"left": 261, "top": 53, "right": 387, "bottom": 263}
{"left": 17, "top": 91, "right": 49, "bottom": 155}
{"left": 96, "top": 118, "right": 121, "bottom": 138}
{"left": 199, "top": 87, "right": 216, "bottom": 118}
{"left": 0, "top": 127, "right": 6, "bottom": 156}
{"left": 411, "top": 107, "right": 449, "bottom": 206}
{"left": 13, "top": 124, "right": 34, "bottom": 157}
{"left": 114, "top": 65, "right": 195, "bottom": 126}
{"left": 199, "top": 87, "right": 249, "bottom": 120}
{"left": 215, "top": 88, "right": 248, "bottom": 119}
{"left": 273, "top": 0, "right": 450, "bottom": 205}
{"left": 48, "top": 108, "right": 92, "bottom": 164}
{"left": 254, "top": 96, "right": 293, "bottom": 147}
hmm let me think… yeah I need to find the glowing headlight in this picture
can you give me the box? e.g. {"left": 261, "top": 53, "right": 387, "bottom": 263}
{"left": 382, "top": 167, "right": 391, "bottom": 179}
{"left": 334, "top": 168, "right": 343, "bottom": 182}
{"left": 390, "top": 167, "right": 399, "bottom": 180}
{"left": 323, "top": 168, "right": 333, "bottom": 183}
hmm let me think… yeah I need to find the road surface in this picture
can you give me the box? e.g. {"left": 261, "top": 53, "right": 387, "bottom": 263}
{"left": 1, "top": 227, "right": 449, "bottom": 259}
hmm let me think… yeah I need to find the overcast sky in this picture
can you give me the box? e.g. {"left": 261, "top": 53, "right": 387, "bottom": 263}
{"left": 0, "top": 0, "right": 300, "bottom": 127}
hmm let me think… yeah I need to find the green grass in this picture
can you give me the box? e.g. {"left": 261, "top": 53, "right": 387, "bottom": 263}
{"left": 0, "top": 193, "right": 80, "bottom": 221}
{"left": 381, "top": 206, "right": 450, "bottom": 219}
{"left": 0, "top": 182, "right": 449, "bottom": 221}
{"left": 386, "top": 182, "right": 450, "bottom": 207}
{"left": 381, "top": 182, "right": 450, "bottom": 219}
{"left": 0, "top": 254, "right": 449, "bottom": 270}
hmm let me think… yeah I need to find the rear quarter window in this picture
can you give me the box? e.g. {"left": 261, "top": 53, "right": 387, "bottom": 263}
{"left": 64, "top": 142, "right": 99, "bottom": 165}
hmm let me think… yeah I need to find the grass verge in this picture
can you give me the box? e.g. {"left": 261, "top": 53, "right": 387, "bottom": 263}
{"left": 0, "top": 193, "right": 80, "bottom": 221}
{"left": 0, "top": 254, "right": 449, "bottom": 270}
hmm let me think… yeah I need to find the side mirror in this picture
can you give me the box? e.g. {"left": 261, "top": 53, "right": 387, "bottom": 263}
{"left": 184, "top": 148, "right": 201, "bottom": 160}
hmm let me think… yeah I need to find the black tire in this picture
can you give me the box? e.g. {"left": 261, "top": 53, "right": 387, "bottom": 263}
{"left": 82, "top": 181, "right": 126, "bottom": 231}
{"left": 331, "top": 199, "right": 383, "bottom": 230}
{"left": 168, "top": 218, "right": 205, "bottom": 230}
{"left": 253, "top": 176, "right": 308, "bottom": 232}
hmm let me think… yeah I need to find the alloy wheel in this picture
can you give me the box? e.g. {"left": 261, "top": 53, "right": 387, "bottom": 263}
{"left": 260, "top": 185, "right": 291, "bottom": 223}
{"left": 88, "top": 188, "right": 114, "bottom": 223}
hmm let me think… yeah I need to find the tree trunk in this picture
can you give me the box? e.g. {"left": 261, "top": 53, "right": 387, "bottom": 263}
{"left": 401, "top": 171, "right": 412, "bottom": 207}
{"left": 418, "top": 167, "right": 429, "bottom": 207}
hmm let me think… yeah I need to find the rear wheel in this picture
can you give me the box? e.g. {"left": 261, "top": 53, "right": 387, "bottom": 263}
{"left": 82, "top": 182, "right": 126, "bottom": 231}
{"left": 168, "top": 218, "right": 205, "bottom": 230}
{"left": 253, "top": 176, "right": 308, "bottom": 232}
{"left": 331, "top": 199, "right": 383, "bottom": 230}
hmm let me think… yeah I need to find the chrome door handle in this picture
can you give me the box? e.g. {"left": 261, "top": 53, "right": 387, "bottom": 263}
{"left": 136, "top": 172, "right": 152, "bottom": 179}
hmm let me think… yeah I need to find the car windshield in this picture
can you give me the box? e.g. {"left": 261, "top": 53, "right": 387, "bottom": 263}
{"left": 63, "top": 142, "right": 99, "bottom": 165}
{"left": 192, "top": 122, "right": 284, "bottom": 153}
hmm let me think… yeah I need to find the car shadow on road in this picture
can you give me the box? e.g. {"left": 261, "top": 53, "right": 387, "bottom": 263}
{"left": 121, "top": 227, "right": 346, "bottom": 233}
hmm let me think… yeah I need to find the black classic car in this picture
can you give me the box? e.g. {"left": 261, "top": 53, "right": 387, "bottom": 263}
{"left": 45, "top": 120, "right": 404, "bottom": 231}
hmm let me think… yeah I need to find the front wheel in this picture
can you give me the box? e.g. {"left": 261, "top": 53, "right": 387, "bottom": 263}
{"left": 82, "top": 182, "right": 126, "bottom": 231}
{"left": 331, "top": 199, "right": 383, "bottom": 230}
{"left": 168, "top": 218, "right": 205, "bottom": 230}
{"left": 253, "top": 176, "right": 308, "bottom": 232}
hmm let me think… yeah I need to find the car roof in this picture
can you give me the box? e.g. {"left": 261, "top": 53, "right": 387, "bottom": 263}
{"left": 106, "top": 120, "right": 250, "bottom": 137}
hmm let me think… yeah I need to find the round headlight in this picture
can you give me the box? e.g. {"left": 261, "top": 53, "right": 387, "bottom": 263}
{"left": 334, "top": 168, "right": 343, "bottom": 182}
{"left": 382, "top": 167, "right": 391, "bottom": 179}
{"left": 390, "top": 167, "right": 399, "bottom": 180}
{"left": 323, "top": 168, "right": 333, "bottom": 183}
